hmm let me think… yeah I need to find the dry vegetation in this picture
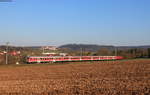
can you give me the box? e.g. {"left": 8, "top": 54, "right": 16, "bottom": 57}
{"left": 0, "top": 59, "right": 149, "bottom": 95}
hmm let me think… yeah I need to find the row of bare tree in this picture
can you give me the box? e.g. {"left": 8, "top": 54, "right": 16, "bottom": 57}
{"left": 62, "top": 48, "right": 150, "bottom": 59}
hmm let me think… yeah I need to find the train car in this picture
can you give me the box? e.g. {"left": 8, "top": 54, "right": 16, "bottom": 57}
{"left": 26, "top": 56, "right": 124, "bottom": 63}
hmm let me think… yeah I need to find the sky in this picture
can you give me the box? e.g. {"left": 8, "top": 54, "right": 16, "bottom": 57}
{"left": 0, "top": 0, "right": 150, "bottom": 46}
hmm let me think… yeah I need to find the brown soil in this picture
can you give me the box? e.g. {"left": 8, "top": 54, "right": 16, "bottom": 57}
{"left": 0, "top": 59, "right": 149, "bottom": 95}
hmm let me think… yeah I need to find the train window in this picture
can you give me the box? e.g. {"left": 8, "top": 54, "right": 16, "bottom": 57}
{"left": 71, "top": 57, "right": 79, "bottom": 59}
{"left": 93, "top": 57, "right": 99, "bottom": 59}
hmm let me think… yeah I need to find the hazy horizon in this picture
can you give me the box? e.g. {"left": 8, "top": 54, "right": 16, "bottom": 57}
{"left": 0, "top": 0, "right": 150, "bottom": 46}
{"left": 0, "top": 43, "right": 150, "bottom": 47}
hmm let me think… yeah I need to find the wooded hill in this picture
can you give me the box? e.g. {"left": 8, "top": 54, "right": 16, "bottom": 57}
{"left": 59, "top": 44, "right": 150, "bottom": 51}
{"left": 59, "top": 44, "right": 150, "bottom": 58}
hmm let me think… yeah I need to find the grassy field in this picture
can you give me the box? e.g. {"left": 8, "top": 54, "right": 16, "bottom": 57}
{"left": 0, "top": 59, "right": 149, "bottom": 95}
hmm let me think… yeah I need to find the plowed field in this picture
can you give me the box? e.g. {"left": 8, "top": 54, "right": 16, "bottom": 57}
{"left": 0, "top": 59, "right": 149, "bottom": 95}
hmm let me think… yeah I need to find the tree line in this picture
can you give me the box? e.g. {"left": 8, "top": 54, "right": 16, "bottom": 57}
{"left": 0, "top": 45, "right": 150, "bottom": 64}
{"left": 60, "top": 48, "right": 150, "bottom": 59}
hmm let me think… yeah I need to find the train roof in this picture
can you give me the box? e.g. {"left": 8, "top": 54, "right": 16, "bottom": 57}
{"left": 27, "top": 56, "right": 117, "bottom": 58}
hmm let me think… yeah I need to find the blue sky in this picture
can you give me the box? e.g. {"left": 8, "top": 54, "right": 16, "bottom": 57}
{"left": 0, "top": 0, "right": 150, "bottom": 46}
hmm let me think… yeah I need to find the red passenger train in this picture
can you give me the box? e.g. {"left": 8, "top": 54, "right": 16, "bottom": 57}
{"left": 26, "top": 56, "right": 123, "bottom": 63}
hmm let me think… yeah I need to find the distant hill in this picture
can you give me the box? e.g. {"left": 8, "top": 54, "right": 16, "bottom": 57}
{"left": 59, "top": 44, "right": 150, "bottom": 52}
{"left": 0, "top": 44, "right": 150, "bottom": 52}
{"left": 59, "top": 44, "right": 115, "bottom": 52}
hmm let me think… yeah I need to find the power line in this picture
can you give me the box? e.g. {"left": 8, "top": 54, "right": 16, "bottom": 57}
{"left": 115, "top": 47, "right": 118, "bottom": 56}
